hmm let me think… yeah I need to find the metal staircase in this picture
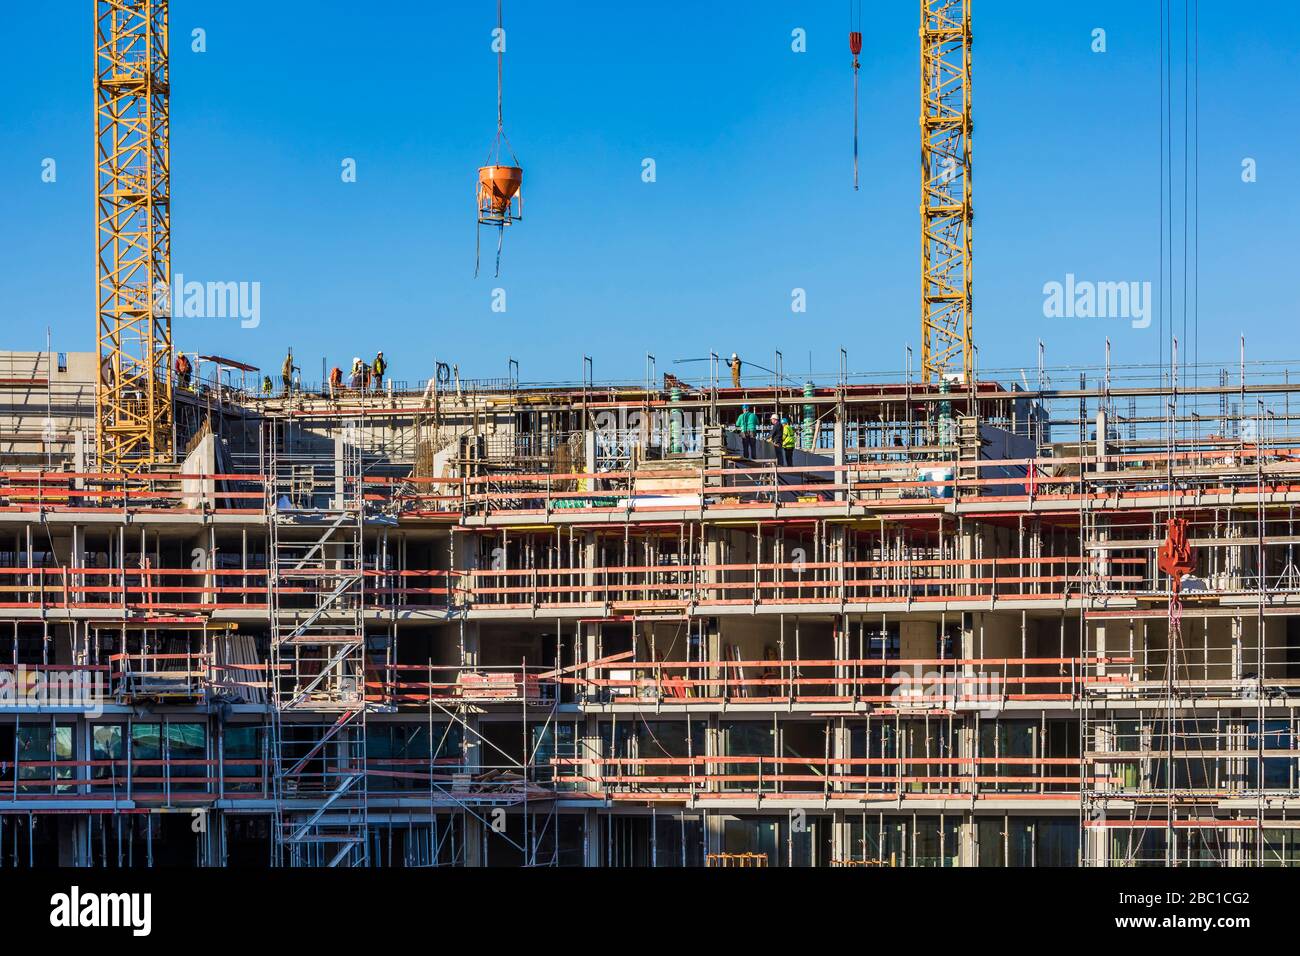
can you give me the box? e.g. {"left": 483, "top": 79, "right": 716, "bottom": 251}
{"left": 268, "top": 421, "right": 372, "bottom": 866}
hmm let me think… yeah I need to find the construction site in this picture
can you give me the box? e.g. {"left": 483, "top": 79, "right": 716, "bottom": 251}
{"left": 2, "top": 1, "right": 1293, "bottom": 871}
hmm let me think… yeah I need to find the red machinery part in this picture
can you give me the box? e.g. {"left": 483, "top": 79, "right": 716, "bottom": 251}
{"left": 1157, "top": 517, "right": 1196, "bottom": 592}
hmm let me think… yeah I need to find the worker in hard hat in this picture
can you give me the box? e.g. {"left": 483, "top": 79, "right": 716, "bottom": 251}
{"left": 281, "top": 350, "right": 294, "bottom": 394}
{"left": 780, "top": 417, "right": 796, "bottom": 467}
{"left": 729, "top": 353, "right": 742, "bottom": 389}
{"left": 372, "top": 351, "right": 386, "bottom": 392}
{"left": 350, "top": 357, "right": 363, "bottom": 390}
{"left": 767, "top": 413, "right": 782, "bottom": 453}
{"left": 736, "top": 403, "right": 758, "bottom": 459}
{"left": 174, "top": 352, "right": 192, "bottom": 390}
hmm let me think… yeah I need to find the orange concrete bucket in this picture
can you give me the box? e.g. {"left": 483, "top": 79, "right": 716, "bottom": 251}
{"left": 477, "top": 165, "right": 523, "bottom": 218}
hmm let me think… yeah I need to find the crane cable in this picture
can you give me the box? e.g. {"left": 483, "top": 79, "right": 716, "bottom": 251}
{"left": 497, "top": 0, "right": 504, "bottom": 139}
{"left": 478, "top": 0, "right": 518, "bottom": 278}
{"left": 850, "top": 1, "right": 862, "bottom": 190}
{"left": 494, "top": 0, "right": 507, "bottom": 275}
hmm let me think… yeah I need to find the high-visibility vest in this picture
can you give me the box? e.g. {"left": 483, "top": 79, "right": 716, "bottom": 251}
{"left": 782, "top": 424, "right": 796, "bottom": 448}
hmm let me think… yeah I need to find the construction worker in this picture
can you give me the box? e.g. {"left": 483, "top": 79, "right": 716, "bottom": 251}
{"left": 767, "top": 413, "right": 782, "bottom": 454}
{"left": 736, "top": 403, "right": 757, "bottom": 459}
{"left": 780, "top": 416, "right": 796, "bottom": 467}
{"left": 372, "top": 351, "right": 386, "bottom": 391}
{"left": 261, "top": 375, "right": 273, "bottom": 396}
{"left": 281, "top": 350, "right": 294, "bottom": 394}
{"left": 729, "top": 352, "right": 742, "bottom": 388}
{"left": 350, "top": 357, "right": 363, "bottom": 389}
{"left": 174, "top": 352, "right": 192, "bottom": 390}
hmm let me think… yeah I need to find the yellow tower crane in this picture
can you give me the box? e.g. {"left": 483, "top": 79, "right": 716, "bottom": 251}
{"left": 919, "top": 0, "right": 973, "bottom": 384}
{"left": 94, "top": 0, "right": 174, "bottom": 470}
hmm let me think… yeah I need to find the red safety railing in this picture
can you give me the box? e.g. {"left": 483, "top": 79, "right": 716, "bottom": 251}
{"left": 365, "top": 663, "right": 553, "bottom": 707}
{"left": 550, "top": 655, "right": 1133, "bottom": 706}
{"left": 549, "top": 754, "right": 1112, "bottom": 800}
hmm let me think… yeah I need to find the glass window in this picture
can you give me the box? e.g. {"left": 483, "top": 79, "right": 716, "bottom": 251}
{"left": 368, "top": 724, "right": 420, "bottom": 791}
{"left": 17, "top": 723, "right": 73, "bottom": 794}
{"left": 1261, "top": 829, "right": 1300, "bottom": 867}
{"left": 531, "top": 721, "right": 577, "bottom": 788}
{"left": 721, "top": 721, "right": 775, "bottom": 793}
{"left": 721, "top": 817, "right": 779, "bottom": 864}
{"left": 1006, "top": 819, "right": 1035, "bottom": 867}
{"left": 913, "top": 815, "right": 959, "bottom": 867}
{"left": 1247, "top": 719, "right": 1295, "bottom": 791}
{"left": 1036, "top": 817, "right": 1079, "bottom": 867}
{"left": 431, "top": 722, "right": 464, "bottom": 761}
{"left": 168, "top": 722, "right": 207, "bottom": 792}
{"left": 223, "top": 725, "right": 263, "bottom": 793}
{"left": 131, "top": 722, "right": 162, "bottom": 792}
{"left": 1110, "top": 827, "right": 1165, "bottom": 867}
{"left": 866, "top": 626, "right": 900, "bottom": 659}
{"left": 977, "top": 818, "right": 1005, "bottom": 866}
{"left": 980, "top": 720, "right": 1037, "bottom": 793}
{"left": 653, "top": 815, "right": 704, "bottom": 867}
{"left": 91, "top": 724, "right": 124, "bottom": 791}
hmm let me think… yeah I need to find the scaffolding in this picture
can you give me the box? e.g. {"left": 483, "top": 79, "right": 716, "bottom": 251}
{"left": 5, "top": 353, "right": 1300, "bottom": 866}
{"left": 267, "top": 419, "right": 371, "bottom": 866}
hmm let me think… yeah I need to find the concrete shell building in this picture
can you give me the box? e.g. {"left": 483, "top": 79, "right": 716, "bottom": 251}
{"left": 0, "top": 348, "right": 1295, "bottom": 868}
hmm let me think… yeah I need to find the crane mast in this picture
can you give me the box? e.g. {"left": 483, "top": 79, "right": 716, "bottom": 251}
{"left": 920, "top": 0, "right": 973, "bottom": 384}
{"left": 95, "top": 0, "right": 173, "bottom": 470}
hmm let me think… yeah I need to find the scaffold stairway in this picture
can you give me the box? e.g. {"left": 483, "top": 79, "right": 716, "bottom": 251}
{"left": 267, "top": 420, "right": 372, "bottom": 867}
{"left": 275, "top": 710, "right": 369, "bottom": 867}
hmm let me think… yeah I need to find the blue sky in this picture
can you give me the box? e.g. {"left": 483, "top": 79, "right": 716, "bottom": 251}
{"left": 4, "top": 1, "right": 1297, "bottom": 386}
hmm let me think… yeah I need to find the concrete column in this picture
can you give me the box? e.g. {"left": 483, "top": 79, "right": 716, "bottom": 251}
{"left": 1095, "top": 622, "right": 1107, "bottom": 678}
{"left": 1230, "top": 616, "right": 1244, "bottom": 683}
{"left": 704, "top": 810, "right": 723, "bottom": 860}
{"left": 1085, "top": 717, "right": 1112, "bottom": 867}
{"left": 959, "top": 521, "right": 976, "bottom": 599}
{"left": 583, "top": 532, "right": 598, "bottom": 607}
{"left": 830, "top": 524, "right": 846, "bottom": 605}
{"left": 962, "top": 613, "right": 977, "bottom": 698}
{"left": 460, "top": 621, "right": 485, "bottom": 867}
{"left": 705, "top": 526, "right": 722, "bottom": 607}
{"left": 583, "top": 808, "right": 602, "bottom": 866}
{"left": 451, "top": 529, "right": 479, "bottom": 611}
{"left": 831, "top": 716, "right": 850, "bottom": 799}
{"left": 831, "top": 809, "right": 846, "bottom": 863}
{"left": 333, "top": 431, "right": 346, "bottom": 507}
{"left": 832, "top": 415, "right": 845, "bottom": 504}
{"left": 579, "top": 710, "right": 603, "bottom": 867}
{"left": 958, "top": 812, "right": 976, "bottom": 867}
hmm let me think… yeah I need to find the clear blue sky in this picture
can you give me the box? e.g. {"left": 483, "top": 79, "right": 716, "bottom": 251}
{"left": 3, "top": 1, "right": 1296, "bottom": 386}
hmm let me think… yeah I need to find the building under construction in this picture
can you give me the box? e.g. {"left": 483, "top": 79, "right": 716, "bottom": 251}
{"left": 4, "top": 1, "right": 1280, "bottom": 869}
{"left": 3, "top": 347, "right": 1300, "bottom": 867}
